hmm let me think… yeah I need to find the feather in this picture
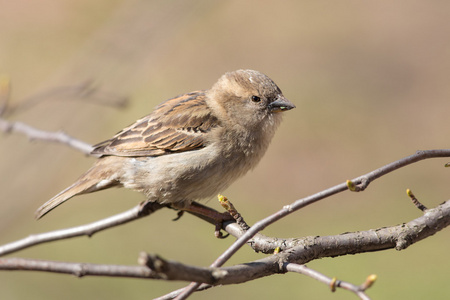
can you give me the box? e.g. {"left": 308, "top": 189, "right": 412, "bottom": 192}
{"left": 91, "top": 91, "right": 219, "bottom": 157}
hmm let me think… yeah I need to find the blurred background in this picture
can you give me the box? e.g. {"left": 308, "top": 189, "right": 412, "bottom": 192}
{"left": 0, "top": 1, "right": 449, "bottom": 299}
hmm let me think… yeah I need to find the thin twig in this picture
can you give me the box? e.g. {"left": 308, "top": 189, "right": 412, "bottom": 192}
{"left": 4, "top": 80, "right": 128, "bottom": 117}
{"left": 0, "top": 118, "right": 95, "bottom": 155}
{"left": 0, "top": 74, "right": 11, "bottom": 116}
{"left": 406, "top": 189, "right": 428, "bottom": 211}
{"left": 0, "top": 201, "right": 164, "bottom": 257}
{"left": 0, "top": 79, "right": 127, "bottom": 154}
{"left": 219, "top": 194, "right": 250, "bottom": 231}
{"left": 153, "top": 285, "right": 213, "bottom": 300}
{"left": 285, "top": 264, "right": 374, "bottom": 300}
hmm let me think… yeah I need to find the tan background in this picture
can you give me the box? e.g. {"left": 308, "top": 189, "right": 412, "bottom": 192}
{"left": 0, "top": 1, "right": 449, "bottom": 299}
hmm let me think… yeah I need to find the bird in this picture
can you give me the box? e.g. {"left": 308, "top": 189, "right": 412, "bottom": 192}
{"left": 35, "top": 69, "right": 295, "bottom": 220}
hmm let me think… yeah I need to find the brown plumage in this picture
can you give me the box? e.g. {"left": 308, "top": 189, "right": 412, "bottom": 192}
{"left": 92, "top": 91, "right": 216, "bottom": 157}
{"left": 35, "top": 70, "right": 295, "bottom": 219}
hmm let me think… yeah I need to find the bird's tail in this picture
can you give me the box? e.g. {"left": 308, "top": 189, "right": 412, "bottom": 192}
{"left": 35, "top": 165, "right": 118, "bottom": 219}
{"left": 35, "top": 178, "right": 94, "bottom": 219}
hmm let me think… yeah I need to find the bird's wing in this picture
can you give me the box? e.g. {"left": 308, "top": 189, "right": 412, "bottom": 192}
{"left": 92, "top": 91, "right": 219, "bottom": 157}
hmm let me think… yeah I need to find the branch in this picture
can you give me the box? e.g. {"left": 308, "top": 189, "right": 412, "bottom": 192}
{"left": 173, "top": 150, "right": 450, "bottom": 299}
{"left": 0, "top": 200, "right": 448, "bottom": 299}
{"left": 2, "top": 79, "right": 128, "bottom": 117}
{"left": 160, "top": 199, "right": 450, "bottom": 298}
{"left": 212, "top": 149, "right": 450, "bottom": 266}
{"left": 0, "top": 118, "right": 95, "bottom": 155}
{"left": 0, "top": 201, "right": 164, "bottom": 257}
{"left": 0, "top": 77, "right": 127, "bottom": 155}
{"left": 285, "top": 264, "right": 375, "bottom": 300}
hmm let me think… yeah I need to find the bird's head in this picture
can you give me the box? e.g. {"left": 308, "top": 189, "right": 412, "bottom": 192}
{"left": 208, "top": 69, "right": 295, "bottom": 129}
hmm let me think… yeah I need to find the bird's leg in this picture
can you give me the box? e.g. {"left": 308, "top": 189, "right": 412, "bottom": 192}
{"left": 171, "top": 201, "right": 234, "bottom": 238}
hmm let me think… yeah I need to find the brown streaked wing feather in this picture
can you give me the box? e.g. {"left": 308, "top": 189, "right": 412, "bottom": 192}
{"left": 91, "top": 91, "right": 218, "bottom": 157}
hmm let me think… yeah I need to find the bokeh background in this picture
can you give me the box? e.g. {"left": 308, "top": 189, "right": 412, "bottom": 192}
{"left": 1, "top": 1, "right": 449, "bottom": 299}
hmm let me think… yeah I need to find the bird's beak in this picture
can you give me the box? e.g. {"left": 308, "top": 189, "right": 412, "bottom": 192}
{"left": 268, "top": 95, "right": 296, "bottom": 113}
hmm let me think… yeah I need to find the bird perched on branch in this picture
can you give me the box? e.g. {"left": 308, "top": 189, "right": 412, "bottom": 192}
{"left": 35, "top": 69, "right": 295, "bottom": 220}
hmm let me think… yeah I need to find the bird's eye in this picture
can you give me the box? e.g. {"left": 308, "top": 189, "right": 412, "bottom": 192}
{"left": 251, "top": 95, "right": 261, "bottom": 102}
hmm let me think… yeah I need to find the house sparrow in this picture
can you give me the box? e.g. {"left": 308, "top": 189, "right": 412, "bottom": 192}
{"left": 35, "top": 69, "right": 295, "bottom": 219}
